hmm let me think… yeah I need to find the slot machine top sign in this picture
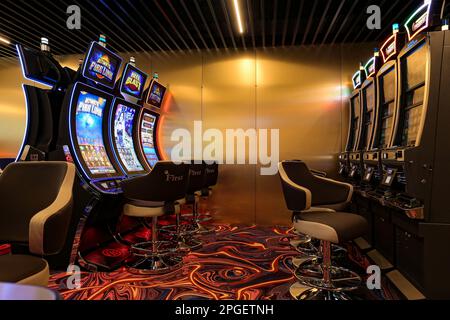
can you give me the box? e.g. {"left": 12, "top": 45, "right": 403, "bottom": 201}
{"left": 404, "top": 0, "right": 433, "bottom": 41}
{"left": 352, "top": 70, "right": 362, "bottom": 90}
{"left": 82, "top": 41, "right": 123, "bottom": 89}
{"left": 119, "top": 64, "right": 148, "bottom": 100}
{"left": 146, "top": 80, "right": 167, "bottom": 109}
{"left": 380, "top": 24, "right": 400, "bottom": 63}
{"left": 364, "top": 57, "right": 377, "bottom": 78}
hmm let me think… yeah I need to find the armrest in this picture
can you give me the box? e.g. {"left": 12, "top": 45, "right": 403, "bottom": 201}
{"left": 309, "top": 175, "right": 353, "bottom": 206}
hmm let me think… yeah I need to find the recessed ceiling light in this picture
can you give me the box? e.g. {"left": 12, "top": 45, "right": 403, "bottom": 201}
{"left": 233, "top": 0, "right": 244, "bottom": 34}
{"left": 0, "top": 35, "right": 11, "bottom": 45}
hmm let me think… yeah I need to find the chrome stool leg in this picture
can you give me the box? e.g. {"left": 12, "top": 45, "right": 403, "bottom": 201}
{"left": 193, "top": 195, "right": 215, "bottom": 234}
{"left": 290, "top": 241, "right": 361, "bottom": 300}
{"left": 175, "top": 205, "right": 202, "bottom": 251}
{"left": 127, "top": 216, "right": 182, "bottom": 274}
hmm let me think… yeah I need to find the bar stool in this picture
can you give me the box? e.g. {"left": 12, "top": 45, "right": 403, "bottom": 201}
{"left": 120, "top": 161, "right": 189, "bottom": 274}
{"left": 195, "top": 161, "right": 218, "bottom": 232}
{"left": 278, "top": 160, "right": 368, "bottom": 300}
{"left": 171, "top": 161, "right": 206, "bottom": 250}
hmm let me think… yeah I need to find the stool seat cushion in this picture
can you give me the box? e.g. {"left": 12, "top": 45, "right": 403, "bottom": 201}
{"left": 293, "top": 212, "right": 368, "bottom": 244}
{"left": 0, "top": 254, "right": 49, "bottom": 286}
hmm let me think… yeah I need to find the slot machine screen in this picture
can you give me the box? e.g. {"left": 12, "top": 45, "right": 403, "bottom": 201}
{"left": 349, "top": 94, "right": 361, "bottom": 151}
{"left": 74, "top": 89, "right": 117, "bottom": 176}
{"left": 119, "top": 64, "right": 148, "bottom": 99}
{"left": 399, "top": 43, "right": 426, "bottom": 146}
{"left": 140, "top": 112, "right": 159, "bottom": 168}
{"left": 363, "top": 167, "right": 374, "bottom": 182}
{"left": 146, "top": 80, "right": 166, "bottom": 108}
{"left": 377, "top": 67, "right": 396, "bottom": 148}
{"left": 82, "top": 42, "right": 122, "bottom": 89}
{"left": 112, "top": 100, "right": 145, "bottom": 174}
{"left": 362, "top": 82, "right": 375, "bottom": 149}
{"left": 382, "top": 168, "right": 397, "bottom": 187}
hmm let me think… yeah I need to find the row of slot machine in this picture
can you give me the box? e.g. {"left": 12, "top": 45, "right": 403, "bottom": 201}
{"left": 338, "top": 0, "right": 450, "bottom": 298}
{"left": 16, "top": 35, "right": 167, "bottom": 270}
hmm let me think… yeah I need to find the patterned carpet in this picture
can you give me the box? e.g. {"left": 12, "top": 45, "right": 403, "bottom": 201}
{"left": 48, "top": 224, "right": 400, "bottom": 300}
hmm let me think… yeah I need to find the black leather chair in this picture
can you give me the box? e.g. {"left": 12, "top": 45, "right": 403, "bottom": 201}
{"left": 0, "top": 162, "right": 75, "bottom": 286}
{"left": 194, "top": 161, "right": 219, "bottom": 227}
{"left": 188, "top": 161, "right": 216, "bottom": 235}
{"left": 174, "top": 161, "right": 206, "bottom": 250}
{"left": 278, "top": 160, "right": 368, "bottom": 300}
{"left": 120, "top": 161, "right": 189, "bottom": 274}
{"left": 201, "top": 161, "right": 219, "bottom": 197}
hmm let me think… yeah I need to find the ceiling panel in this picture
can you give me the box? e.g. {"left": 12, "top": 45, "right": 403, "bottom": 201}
{"left": 0, "top": 0, "right": 424, "bottom": 58}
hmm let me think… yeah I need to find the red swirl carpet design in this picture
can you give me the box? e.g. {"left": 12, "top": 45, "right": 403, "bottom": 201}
{"left": 48, "top": 224, "right": 399, "bottom": 300}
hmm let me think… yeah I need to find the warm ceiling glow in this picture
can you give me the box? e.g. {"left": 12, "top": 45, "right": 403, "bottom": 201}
{"left": 0, "top": 35, "right": 11, "bottom": 45}
{"left": 233, "top": 0, "right": 244, "bottom": 34}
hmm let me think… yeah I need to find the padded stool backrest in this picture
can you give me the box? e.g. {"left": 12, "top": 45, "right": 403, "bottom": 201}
{"left": 278, "top": 161, "right": 311, "bottom": 212}
{"left": 0, "top": 161, "right": 75, "bottom": 255}
{"left": 279, "top": 160, "right": 352, "bottom": 210}
{"left": 187, "top": 162, "right": 206, "bottom": 194}
{"left": 121, "top": 161, "right": 189, "bottom": 202}
{"left": 203, "top": 162, "right": 218, "bottom": 188}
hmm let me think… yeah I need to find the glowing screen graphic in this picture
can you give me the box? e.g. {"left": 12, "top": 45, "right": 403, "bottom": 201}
{"left": 140, "top": 113, "right": 158, "bottom": 168}
{"left": 146, "top": 81, "right": 166, "bottom": 108}
{"left": 113, "top": 104, "right": 144, "bottom": 173}
{"left": 120, "top": 65, "right": 147, "bottom": 99}
{"left": 83, "top": 42, "right": 120, "bottom": 89}
{"left": 75, "top": 91, "right": 116, "bottom": 175}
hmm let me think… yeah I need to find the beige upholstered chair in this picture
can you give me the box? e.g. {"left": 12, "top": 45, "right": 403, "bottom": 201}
{"left": 0, "top": 161, "right": 75, "bottom": 286}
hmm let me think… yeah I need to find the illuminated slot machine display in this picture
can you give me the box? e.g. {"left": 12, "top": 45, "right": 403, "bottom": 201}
{"left": 348, "top": 51, "right": 381, "bottom": 186}
{"left": 62, "top": 40, "right": 124, "bottom": 193}
{"left": 339, "top": 65, "right": 365, "bottom": 179}
{"left": 109, "top": 99, "right": 150, "bottom": 176}
{"left": 109, "top": 59, "right": 151, "bottom": 176}
{"left": 362, "top": 25, "right": 405, "bottom": 192}
{"left": 363, "top": 0, "right": 450, "bottom": 298}
{"left": 139, "top": 110, "right": 160, "bottom": 168}
{"left": 70, "top": 83, "right": 120, "bottom": 188}
{"left": 137, "top": 77, "right": 167, "bottom": 168}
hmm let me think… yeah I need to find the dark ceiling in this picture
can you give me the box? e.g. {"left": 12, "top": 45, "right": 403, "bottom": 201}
{"left": 0, "top": 0, "right": 423, "bottom": 59}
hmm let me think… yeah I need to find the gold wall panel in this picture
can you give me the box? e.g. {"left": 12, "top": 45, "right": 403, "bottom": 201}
{"left": 201, "top": 51, "right": 257, "bottom": 224}
{"left": 255, "top": 46, "right": 343, "bottom": 225}
{"left": 0, "top": 60, "right": 27, "bottom": 158}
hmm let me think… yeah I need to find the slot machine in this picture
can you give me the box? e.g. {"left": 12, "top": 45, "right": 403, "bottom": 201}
{"left": 137, "top": 76, "right": 167, "bottom": 168}
{"left": 108, "top": 58, "right": 151, "bottom": 176}
{"left": 348, "top": 51, "right": 381, "bottom": 186}
{"left": 15, "top": 38, "right": 75, "bottom": 162}
{"left": 55, "top": 36, "right": 128, "bottom": 270}
{"left": 338, "top": 65, "right": 365, "bottom": 179}
{"left": 362, "top": 25, "right": 405, "bottom": 193}
{"left": 367, "top": 0, "right": 450, "bottom": 298}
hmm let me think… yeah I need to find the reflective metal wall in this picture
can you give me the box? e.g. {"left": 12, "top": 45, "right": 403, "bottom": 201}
{"left": 0, "top": 43, "right": 374, "bottom": 224}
